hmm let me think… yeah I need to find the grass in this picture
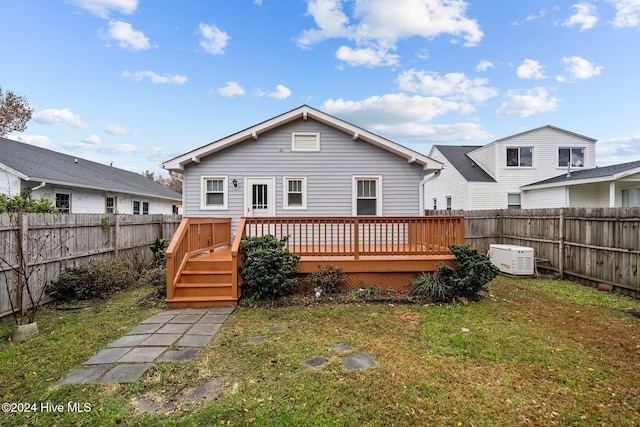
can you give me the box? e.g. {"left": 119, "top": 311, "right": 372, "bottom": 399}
{"left": 1, "top": 277, "right": 640, "bottom": 426}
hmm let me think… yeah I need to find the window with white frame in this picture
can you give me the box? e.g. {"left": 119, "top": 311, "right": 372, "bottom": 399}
{"left": 291, "top": 132, "right": 320, "bottom": 152}
{"left": 622, "top": 188, "right": 640, "bottom": 207}
{"left": 105, "top": 196, "right": 117, "bottom": 213}
{"left": 433, "top": 198, "right": 437, "bottom": 210}
{"left": 142, "top": 201, "right": 149, "bottom": 214}
{"left": 506, "top": 147, "right": 533, "bottom": 167}
{"left": 283, "top": 177, "right": 307, "bottom": 209}
{"left": 133, "top": 200, "right": 141, "bottom": 214}
{"left": 507, "top": 193, "right": 522, "bottom": 209}
{"left": 201, "top": 176, "right": 228, "bottom": 210}
{"left": 446, "top": 196, "right": 452, "bottom": 210}
{"left": 558, "top": 147, "right": 585, "bottom": 167}
{"left": 353, "top": 176, "right": 381, "bottom": 216}
{"left": 55, "top": 193, "right": 70, "bottom": 213}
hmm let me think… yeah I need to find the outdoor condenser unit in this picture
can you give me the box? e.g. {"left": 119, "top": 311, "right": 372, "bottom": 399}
{"left": 488, "top": 244, "right": 535, "bottom": 276}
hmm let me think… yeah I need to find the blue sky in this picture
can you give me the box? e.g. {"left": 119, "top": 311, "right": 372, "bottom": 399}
{"left": 2, "top": 0, "right": 640, "bottom": 176}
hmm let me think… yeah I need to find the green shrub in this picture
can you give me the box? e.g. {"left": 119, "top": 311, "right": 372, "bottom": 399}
{"left": 0, "top": 189, "right": 58, "bottom": 213}
{"left": 411, "top": 244, "right": 499, "bottom": 301}
{"left": 239, "top": 235, "right": 301, "bottom": 302}
{"left": 46, "top": 258, "right": 136, "bottom": 301}
{"left": 150, "top": 238, "right": 170, "bottom": 266}
{"left": 305, "top": 265, "right": 347, "bottom": 294}
{"left": 139, "top": 266, "right": 167, "bottom": 298}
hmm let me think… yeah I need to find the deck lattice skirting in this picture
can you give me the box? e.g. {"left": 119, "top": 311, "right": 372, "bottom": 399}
{"left": 165, "top": 216, "right": 464, "bottom": 308}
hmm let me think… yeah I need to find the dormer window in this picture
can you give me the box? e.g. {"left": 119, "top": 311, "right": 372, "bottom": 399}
{"left": 558, "top": 148, "right": 585, "bottom": 167}
{"left": 292, "top": 132, "right": 320, "bottom": 152}
{"left": 506, "top": 147, "right": 533, "bottom": 167}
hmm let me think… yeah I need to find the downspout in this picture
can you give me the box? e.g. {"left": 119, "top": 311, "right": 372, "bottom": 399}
{"left": 419, "top": 172, "right": 439, "bottom": 215}
{"left": 31, "top": 181, "right": 46, "bottom": 191}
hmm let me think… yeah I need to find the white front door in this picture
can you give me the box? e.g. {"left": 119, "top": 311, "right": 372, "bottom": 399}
{"left": 245, "top": 178, "right": 275, "bottom": 217}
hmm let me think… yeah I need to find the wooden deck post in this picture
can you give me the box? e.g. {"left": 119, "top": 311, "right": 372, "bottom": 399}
{"left": 354, "top": 217, "right": 359, "bottom": 260}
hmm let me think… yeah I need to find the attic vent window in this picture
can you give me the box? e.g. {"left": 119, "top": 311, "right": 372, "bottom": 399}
{"left": 292, "top": 132, "right": 320, "bottom": 152}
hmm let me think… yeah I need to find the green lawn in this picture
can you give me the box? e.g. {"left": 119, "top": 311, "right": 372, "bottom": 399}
{"left": 1, "top": 277, "right": 640, "bottom": 426}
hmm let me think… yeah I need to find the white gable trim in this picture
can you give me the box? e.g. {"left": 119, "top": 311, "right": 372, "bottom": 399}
{"left": 162, "top": 105, "right": 443, "bottom": 172}
{"left": 522, "top": 167, "right": 640, "bottom": 191}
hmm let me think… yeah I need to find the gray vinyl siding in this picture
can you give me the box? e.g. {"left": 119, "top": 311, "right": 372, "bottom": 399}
{"left": 183, "top": 118, "right": 424, "bottom": 228}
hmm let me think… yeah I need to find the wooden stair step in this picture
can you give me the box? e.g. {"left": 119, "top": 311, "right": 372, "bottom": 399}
{"left": 180, "top": 270, "right": 233, "bottom": 284}
{"left": 166, "top": 295, "right": 237, "bottom": 309}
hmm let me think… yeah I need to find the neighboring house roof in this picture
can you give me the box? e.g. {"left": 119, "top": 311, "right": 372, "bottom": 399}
{"left": 0, "top": 137, "right": 182, "bottom": 201}
{"left": 162, "top": 104, "right": 444, "bottom": 172}
{"left": 493, "top": 124, "right": 598, "bottom": 144}
{"left": 432, "top": 145, "right": 496, "bottom": 182}
{"left": 523, "top": 160, "right": 640, "bottom": 190}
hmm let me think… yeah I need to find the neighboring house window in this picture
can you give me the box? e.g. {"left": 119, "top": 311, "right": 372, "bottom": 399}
{"left": 55, "top": 193, "right": 70, "bottom": 213}
{"left": 506, "top": 147, "right": 533, "bottom": 167}
{"left": 622, "top": 188, "right": 640, "bottom": 207}
{"left": 508, "top": 193, "right": 522, "bottom": 209}
{"left": 142, "top": 201, "right": 149, "bottom": 215}
{"left": 558, "top": 148, "right": 585, "bottom": 167}
{"left": 353, "top": 176, "right": 381, "bottom": 216}
{"left": 201, "top": 176, "right": 228, "bottom": 210}
{"left": 133, "top": 200, "right": 140, "bottom": 214}
{"left": 105, "top": 196, "right": 117, "bottom": 213}
{"left": 283, "top": 177, "right": 307, "bottom": 209}
{"left": 433, "top": 198, "right": 437, "bottom": 210}
{"left": 446, "top": 196, "right": 452, "bottom": 210}
{"left": 291, "top": 132, "right": 320, "bottom": 152}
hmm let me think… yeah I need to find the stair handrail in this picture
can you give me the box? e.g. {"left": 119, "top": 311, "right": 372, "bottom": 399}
{"left": 230, "top": 217, "right": 247, "bottom": 299}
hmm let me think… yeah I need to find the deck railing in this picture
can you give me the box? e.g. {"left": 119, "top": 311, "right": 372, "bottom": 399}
{"left": 237, "top": 216, "right": 465, "bottom": 259}
{"left": 165, "top": 217, "right": 232, "bottom": 299}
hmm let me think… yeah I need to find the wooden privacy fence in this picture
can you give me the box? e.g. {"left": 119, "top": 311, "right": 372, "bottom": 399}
{"left": 431, "top": 208, "right": 640, "bottom": 297}
{"left": 0, "top": 213, "right": 181, "bottom": 318}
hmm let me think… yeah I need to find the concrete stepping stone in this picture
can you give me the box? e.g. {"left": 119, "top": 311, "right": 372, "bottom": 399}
{"left": 128, "top": 323, "right": 164, "bottom": 335}
{"left": 56, "top": 364, "right": 111, "bottom": 386}
{"left": 84, "top": 347, "right": 132, "bottom": 365}
{"left": 341, "top": 352, "right": 377, "bottom": 370}
{"left": 331, "top": 343, "right": 354, "bottom": 352}
{"left": 158, "top": 348, "right": 200, "bottom": 362}
{"left": 176, "top": 334, "right": 213, "bottom": 347}
{"left": 100, "top": 363, "right": 151, "bottom": 383}
{"left": 199, "top": 314, "right": 229, "bottom": 324}
{"left": 188, "top": 323, "right": 221, "bottom": 336}
{"left": 109, "top": 334, "right": 151, "bottom": 348}
{"left": 246, "top": 336, "right": 266, "bottom": 345}
{"left": 182, "top": 308, "right": 210, "bottom": 315}
{"left": 118, "top": 347, "right": 166, "bottom": 363}
{"left": 140, "top": 333, "right": 181, "bottom": 347}
{"left": 156, "top": 323, "right": 192, "bottom": 334}
{"left": 268, "top": 326, "right": 286, "bottom": 332}
{"left": 302, "top": 356, "right": 329, "bottom": 370}
{"left": 140, "top": 314, "right": 175, "bottom": 324}
{"left": 170, "top": 314, "right": 202, "bottom": 324}
{"left": 208, "top": 307, "right": 235, "bottom": 315}
{"left": 132, "top": 395, "right": 176, "bottom": 414}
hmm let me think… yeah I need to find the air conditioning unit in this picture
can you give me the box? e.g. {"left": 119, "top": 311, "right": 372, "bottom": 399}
{"left": 488, "top": 244, "right": 535, "bottom": 276}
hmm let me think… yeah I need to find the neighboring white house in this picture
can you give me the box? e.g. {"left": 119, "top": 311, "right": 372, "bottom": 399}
{"left": 420, "top": 125, "right": 640, "bottom": 210}
{"left": 0, "top": 137, "right": 182, "bottom": 214}
{"left": 162, "top": 105, "right": 444, "bottom": 229}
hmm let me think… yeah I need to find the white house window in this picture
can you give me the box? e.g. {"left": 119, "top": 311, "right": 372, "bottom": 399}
{"left": 559, "top": 148, "right": 585, "bottom": 167}
{"left": 55, "top": 193, "right": 70, "bottom": 213}
{"left": 508, "top": 193, "right": 522, "bottom": 209}
{"left": 142, "top": 201, "right": 149, "bottom": 215}
{"left": 433, "top": 198, "right": 437, "bottom": 210}
{"left": 446, "top": 196, "right": 452, "bottom": 210}
{"left": 506, "top": 147, "right": 533, "bottom": 167}
{"left": 291, "top": 132, "right": 320, "bottom": 152}
{"left": 105, "top": 196, "right": 117, "bottom": 213}
{"left": 133, "top": 200, "right": 140, "bottom": 214}
{"left": 201, "top": 176, "right": 228, "bottom": 210}
{"left": 622, "top": 188, "right": 640, "bottom": 207}
{"left": 353, "top": 176, "right": 381, "bottom": 216}
{"left": 283, "top": 177, "right": 307, "bottom": 209}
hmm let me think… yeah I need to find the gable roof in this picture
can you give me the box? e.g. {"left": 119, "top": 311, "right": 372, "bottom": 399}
{"left": 0, "top": 137, "right": 182, "bottom": 201}
{"left": 522, "top": 160, "right": 640, "bottom": 190}
{"left": 432, "top": 145, "right": 496, "bottom": 182}
{"left": 493, "top": 125, "right": 597, "bottom": 143}
{"left": 162, "top": 105, "right": 444, "bottom": 172}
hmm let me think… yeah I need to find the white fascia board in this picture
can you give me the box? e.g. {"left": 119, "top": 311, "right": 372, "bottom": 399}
{"left": 0, "top": 162, "right": 30, "bottom": 180}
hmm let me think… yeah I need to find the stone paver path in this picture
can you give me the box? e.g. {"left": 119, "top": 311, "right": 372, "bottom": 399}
{"left": 56, "top": 307, "right": 234, "bottom": 386}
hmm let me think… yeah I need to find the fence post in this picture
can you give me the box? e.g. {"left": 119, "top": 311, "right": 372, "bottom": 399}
{"left": 17, "top": 212, "right": 28, "bottom": 316}
{"left": 559, "top": 209, "right": 565, "bottom": 279}
{"left": 114, "top": 214, "right": 120, "bottom": 257}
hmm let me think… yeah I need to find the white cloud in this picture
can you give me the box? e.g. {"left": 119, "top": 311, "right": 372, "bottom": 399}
{"left": 511, "top": 8, "right": 548, "bottom": 25}
{"left": 67, "top": 0, "right": 138, "bottom": 18}
{"left": 335, "top": 46, "right": 399, "bottom": 67}
{"left": 397, "top": 69, "right": 497, "bottom": 102}
{"left": 267, "top": 85, "right": 292, "bottom": 100}
{"left": 496, "top": 87, "right": 559, "bottom": 117}
{"left": 297, "top": 0, "right": 483, "bottom": 67}
{"left": 199, "top": 23, "right": 230, "bottom": 55}
{"left": 563, "top": 3, "right": 599, "bottom": 30}
{"left": 476, "top": 60, "right": 494, "bottom": 72}
{"left": 217, "top": 81, "right": 246, "bottom": 97}
{"left": 609, "top": 0, "right": 640, "bottom": 28}
{"left": 122, "top": 70, "right": 187, "bottom": 84}
{"left": 372, "top": 122, "right": 492, "bottom": 142}
{"left": 104, "top": 20, "right": 150, "bottom": 51}
{"left": 517, "top": 59, "right": 546, "bottom": 80}
{"left": 7, "top": 134, "right": 55, "bottom": 149}
{"left": 105, "top": 123, "right": 130, "bottom": 135}
{"left": 83, "top": 134, "right": 102, "bottom": 145}
{"left": 562, "top": 56, "right": 603, "bottom": 79}
{"left": 33, "top": 108, "right": 89, "bottom": 129}
{"left": 596, "top": 133, "right": 640, "bottom": 165}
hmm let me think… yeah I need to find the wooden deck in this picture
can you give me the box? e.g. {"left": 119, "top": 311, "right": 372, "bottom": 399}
{"left": 165, "top": 216, "right": 464, "bottom": 308}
